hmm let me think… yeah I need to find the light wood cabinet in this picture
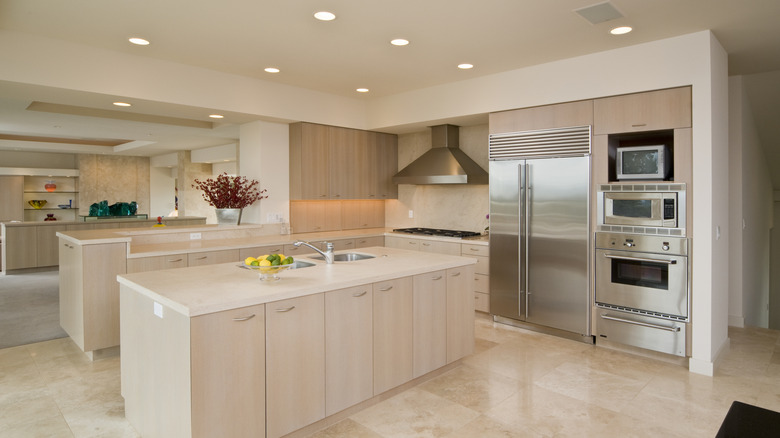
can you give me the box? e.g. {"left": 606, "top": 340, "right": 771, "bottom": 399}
{"left": 0, "top": 176, "right": 23, "bottom": 222}
{"left": 340, "top": 200, "right": 386, "bottom": 230}
{"left": 356, "top": 236, "right": 384, "bottom": 248}
{"left": 127, "top": 254, "right": 187, "bottom": 273}
{"left": 290, "top": 200, "right": 342, "bottom": 233}
{"left": 385, "top": 235, "right": 462, "bottom": 256}
{"left": 59, "top": 239, "right": 126, "bottom": 355}
{"left": 373, "top": 276, "right": 414, "bottom": 394}
{"left": 187, "top": 249, "right": 239, "bottom": 267}
{"left": 265, "top": 294, "right": 325, "bottom": 438}
{"left": 290, "top": 122, "right": 398, "bottom": 201}
{"left": 447, "top": 266, "right": 476, "bottom": 362}
{"left": 191, "top": 305, "right": 265, "bottom": 438}
{"left": 239, "top": 245, "right": 284, "bottom": 260}
{"left": 3, "top": 225, "right": 37, "bottom": 270}
{"left": 593, "top": 87, "right": 692, "bottom": 135}
{"left": 413, "top": 270, "right": 447, "bottom": 377}
{"left": 489, "top": 100, "right": 594, "bottom": 134}
{"left": 36, "top": 224, "right": 68, "bottom": 267}
{"left": 384, "top": 235, "right": 420, "bottom": 251}
{"left": 325, "top": 285, "right": 373, "bottom": 416}
{"left": 462, "top": 244, "right": 489, "bottom": 313}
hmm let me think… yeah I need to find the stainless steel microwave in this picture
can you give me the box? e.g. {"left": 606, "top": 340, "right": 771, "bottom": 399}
{"left": 597, "top": 183, "right": 686, "bottom": 233}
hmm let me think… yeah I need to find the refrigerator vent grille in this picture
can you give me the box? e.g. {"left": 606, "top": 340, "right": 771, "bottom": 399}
{"left": 596, "top": 224, "right": 684, "bottom": 236}
{"left": 489, "top": 125, "right": 591, "bottom": 160}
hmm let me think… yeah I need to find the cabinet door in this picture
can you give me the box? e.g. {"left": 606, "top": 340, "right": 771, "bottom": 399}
{"left": 447, "top": 266, "right": 475, "bottom": 363}
{"left": 58, "top": 238, "right": 84, "bottom": 348}
{"left": 187, "top": 249, "right": 239, "bottom": 267}
{"left": 378, "top": 132, "right": 399, "bottom": 199}
{"left": 239, "top": 245, "right": 284, "bottom": 260}
{"left": 126, "top": 254, "right": 187, "bottom": 273}
{"left": 291, "top": 123, "right": 330, "bottom": 200}
{"left": 593, "top": 87, "right": 691, "bottom": 134}
{"left": 325, "top": 285, "right": 373, "bottom": 416}
{"left": 373, "top": 277, "right": 414, "bottom": 394}
{"left": 4, "top": 226, "right": 37, "bottom": 270}
{"left": 413, "top": 271, "right": 447, "bottom": 378}
{"left": 329, "top": 126, "right": 360, "bottom": 199}
{"left": 330, "top": 238, "right": 356, "bottom": 251}
{"left": 191, "top": 305, "right": 265, "bottom": 438}
{"left": 266, "top": 294, "right": 325, "bottom": 438}
{"left": 489, "top": 100, "right": 594, "bottom": 134}
{"left": 0, "top": 175, "right": 23, "bottom": 222}
{"left": 37, "top": 225, "right": 68, "bottom": 267}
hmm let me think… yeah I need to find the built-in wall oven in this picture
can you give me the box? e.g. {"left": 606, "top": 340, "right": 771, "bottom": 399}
{"left": 594, "top": 232, "right": 689, "bottom": 356}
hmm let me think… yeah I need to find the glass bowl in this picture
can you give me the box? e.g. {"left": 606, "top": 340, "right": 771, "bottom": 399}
{"left": 28, "top": 200, "right": 47, "bottom": 209}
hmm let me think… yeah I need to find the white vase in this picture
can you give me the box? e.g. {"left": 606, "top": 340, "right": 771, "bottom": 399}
{"left": 215, "top": 208, "right": 242, "bottom": 225}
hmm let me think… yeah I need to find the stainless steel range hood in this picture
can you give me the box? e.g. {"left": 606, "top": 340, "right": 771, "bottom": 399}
{"left": 392, "top": 124, "right": 488, "bottom": 185}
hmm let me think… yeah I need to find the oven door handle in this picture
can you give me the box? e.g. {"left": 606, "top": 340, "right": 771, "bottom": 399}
{"left": 604, "top": 254, "right": 677, "bottom": 265}
{"left": 600, "top": 313, "right": 681, "bottom": 332}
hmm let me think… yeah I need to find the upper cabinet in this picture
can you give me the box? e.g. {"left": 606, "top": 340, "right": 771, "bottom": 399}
{"left": 489, "top": 100, "right": 593, "bottom": 134}
{"left": 289, "top": 122, "right": 397, "bottom": 200}
{"left": 593, "top": 87, "right": 692, "bottom": 135}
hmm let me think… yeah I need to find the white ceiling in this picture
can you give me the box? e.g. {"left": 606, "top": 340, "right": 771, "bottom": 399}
{"left": 1, "top": 0, "right": 779, "bottom": 179}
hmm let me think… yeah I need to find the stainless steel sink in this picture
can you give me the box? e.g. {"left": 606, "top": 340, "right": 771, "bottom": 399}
{"left": 309, "top": 253, "right": 375, "bottom": 262}
{"left": 290, "top": 260, "right": 316, "bottom": 269}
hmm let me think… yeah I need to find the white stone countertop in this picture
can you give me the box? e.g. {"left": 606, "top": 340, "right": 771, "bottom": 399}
{"left": 117, "top": 246, "right": 477, "bottom": 317}
{"left": 56, "top": 226, "right": 488, "bottom": 256}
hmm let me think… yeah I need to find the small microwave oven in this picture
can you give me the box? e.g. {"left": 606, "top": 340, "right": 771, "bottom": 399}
{"left": 616, "top": 145, "right": 671, "bottom": 181}
{"left": 602, "top": 191, "right": 678, "bottom": 228}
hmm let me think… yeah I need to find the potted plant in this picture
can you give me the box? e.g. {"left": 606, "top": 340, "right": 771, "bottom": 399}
{"left": 192, "top": 173, "right": 268, "bottom": 225}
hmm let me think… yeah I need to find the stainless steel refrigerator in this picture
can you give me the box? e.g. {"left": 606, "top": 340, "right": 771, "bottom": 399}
{"left": 488, "top": 126, "right": 591, "bottom": 340}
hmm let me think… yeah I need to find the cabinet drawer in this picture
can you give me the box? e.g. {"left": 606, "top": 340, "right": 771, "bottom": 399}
{"left": 474, "top": 292, "right": 489, "bottom": 313}
{"left": 356, "top": 236, "right": 384, "bottom": 248}
{"left": 419, "top": 240, "right": 461, "bottom": 255}
{"left": 187, "top": 250, "right": 239, "bottom": 267}
{"left": 330, "top": 238, "right": 355, "bottom": 251}
{"left": 474, "top": 273, "right": 489, "bottom": 293}
{"left": 461, "top": 243, "right": 488, "bottom": 257}
{"left": 384, "top": 236, "right": 419, "bottom": 251}
{"left": 283, "top": 243, "right": 317, "bottom": 256}
{"left": 473, "top": 255, "right": 489, "bottom": 276}
{"left": 239, "top": 245, "right": 284, "bottom": 260}
{"left": 127, "top": 254, "right": 187, "bottom": 273}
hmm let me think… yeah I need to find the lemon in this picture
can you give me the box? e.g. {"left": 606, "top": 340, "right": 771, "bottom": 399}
{"left": 257, "top": 254, "right": 269, "bottom": 261}
{"left": 259, "top": 259, "right": 272, "bottom": 267}
{"left": 244, "top": 256, "right": 256, "bottom": 265}
{"left": 277, "top": 253, "right": 285, "bottom": 261}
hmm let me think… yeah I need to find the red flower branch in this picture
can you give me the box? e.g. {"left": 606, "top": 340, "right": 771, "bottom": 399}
{"left": 192, "top": 173, "right": 268, "bottom": 209}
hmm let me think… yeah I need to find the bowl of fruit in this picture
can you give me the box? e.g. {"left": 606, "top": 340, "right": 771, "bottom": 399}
{"left": 242, "top": 253, "right": 296, "bottom": 281}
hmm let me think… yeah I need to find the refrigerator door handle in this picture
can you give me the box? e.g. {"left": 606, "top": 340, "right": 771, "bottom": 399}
{"left": 523, "top": 162, "right": 531, "bottom": 320}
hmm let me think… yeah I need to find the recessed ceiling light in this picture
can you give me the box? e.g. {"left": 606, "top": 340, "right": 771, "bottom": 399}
{"left": 113, "top": 102, "right": 132, "bottom": 107}
{"left": 610, "top": 26, "right": 632, "bottom": 35}
{"left": 209, "top": 114, "right": 224, "bottom": 119}
{"left": 128, "top": 37, "right": 150, "bottom": 46}
{"left": 458, "top": 63, "right": 474, "bottom": 69}
{"left": 356, "top": 88, "right": 369, "bottom": 93}
{"left": 314, "top": 11, "right": 336, "bottom": 21}
{"left": 264, "top": 67, "right": 280, "bottom": 73}
{"left": 391, "top": 39, "right": 409, "bottom": 46}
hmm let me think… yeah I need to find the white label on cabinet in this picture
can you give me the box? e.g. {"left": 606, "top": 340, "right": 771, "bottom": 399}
{"left": 153, "top": 301, "right": 164, "bottom": 318}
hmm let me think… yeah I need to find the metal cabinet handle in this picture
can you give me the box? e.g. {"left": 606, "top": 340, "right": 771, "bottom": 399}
{"left": 600, "top": 313, "right": 680, "bottom": 332}
{"left": 469, "top": 248, "right": 479, "bottom": 252}
{"left": 432, "top": 276, "right": 443, "bottom": 280}
{"left": 604, "top": 254, "right": 677, "bottom": 265}
{"left": 450, "top": 272, "right": 461, "bottom": 277}
{"left": 631, "top": 123, "right": 648, "bottom": 128}
{"left": 379, "top": 286, "right": 393, "bottom": 291}
{"left": 195, "top": 256, "right": 207, "bottom": 260}
{"left": 422, "top": 243, "right": 431, "bottom": 247}
{"left": 232, "top": 314, "right": 256, "bottom": 322}
{"left": 352, "top": 291, "right": 368, "bottom": 297}
{"left": 275, "top": 306, "right": 296, "bottom": 313}
{"left": 167, "top": 258, "right": 183, "bottom": 263}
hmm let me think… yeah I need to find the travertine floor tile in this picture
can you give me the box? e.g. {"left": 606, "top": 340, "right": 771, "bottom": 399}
{"left": 308, "top": 418, "right": 383, "bottom": 438}
{"left": 419, "top": 364, "right": 524, "bottom": 413}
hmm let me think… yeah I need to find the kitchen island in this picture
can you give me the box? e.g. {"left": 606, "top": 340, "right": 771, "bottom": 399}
{"left": 117, "top": 246, "right": 476, "bottom": 438}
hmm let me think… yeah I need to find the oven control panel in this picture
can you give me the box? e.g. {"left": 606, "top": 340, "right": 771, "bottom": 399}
{"left": 595, "top": 232, "right": 688, "bottom": 256}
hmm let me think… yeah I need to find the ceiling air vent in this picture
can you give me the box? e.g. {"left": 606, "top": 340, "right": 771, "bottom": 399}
{"left": 574, "top": 2, "right": 624, "bottom": 25}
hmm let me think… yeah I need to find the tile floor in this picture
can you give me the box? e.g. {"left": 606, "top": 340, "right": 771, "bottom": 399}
{"left": 1, "top": 314, "right": 779, "bottom": 437}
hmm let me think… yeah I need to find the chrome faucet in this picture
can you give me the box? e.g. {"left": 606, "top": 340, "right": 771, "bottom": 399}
{"left": 294, "top": 240, "right": 334, "bottom": 264}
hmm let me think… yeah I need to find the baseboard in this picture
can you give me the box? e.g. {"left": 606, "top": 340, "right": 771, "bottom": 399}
{"left": 688, "top": 336, "right": 731, "bottom": 376}
{"left": 728, "top": 315, "right": 745, "bottom": 328}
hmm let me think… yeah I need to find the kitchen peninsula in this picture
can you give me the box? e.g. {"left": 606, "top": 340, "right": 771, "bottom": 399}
{"left": 117, "top": 246, "right": 476, "bottom": 438}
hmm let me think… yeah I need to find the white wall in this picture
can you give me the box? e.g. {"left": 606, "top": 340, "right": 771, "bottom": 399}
{"left": 771, "top": 196, "right": 780, "bottom": 330}
{"left": 238, "top": 121, "right": 290, "bottom": 225}
{"left": 729, "top": 76, "right": 773, "bottom": 328}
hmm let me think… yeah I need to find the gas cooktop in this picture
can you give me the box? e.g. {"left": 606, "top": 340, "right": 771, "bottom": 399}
{"left": 392, "top": 227, "right": 481, "bottom": 238}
